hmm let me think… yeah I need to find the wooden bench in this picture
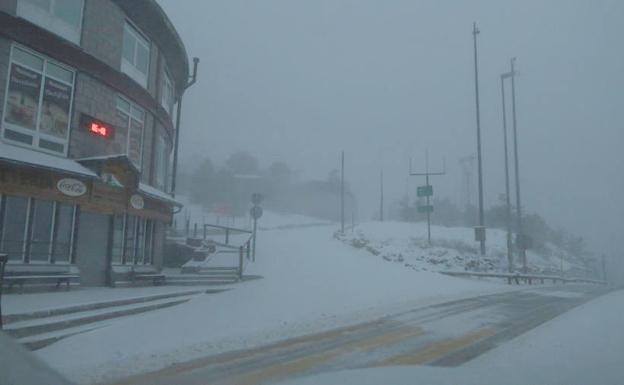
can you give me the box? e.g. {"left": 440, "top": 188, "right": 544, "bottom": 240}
{"left": 128, "top": 269, "right": 166, "bottom": 286}
{"left": 3, "top": 273, "right": 80, "bottom": 293}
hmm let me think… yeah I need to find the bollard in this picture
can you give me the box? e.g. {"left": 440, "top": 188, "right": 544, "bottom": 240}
{"left": 225, "top": 228, "right": 230, "bottom": 245}
{"left": 238, "top": 246, "right": 244, "bottom": 281}
{"left": 0, "top": 253, "right": 7, "bottom": 330}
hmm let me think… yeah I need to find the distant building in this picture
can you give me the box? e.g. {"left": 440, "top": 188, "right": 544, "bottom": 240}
{"left": 0, "top": 0, "right": 190, "bottom": 285}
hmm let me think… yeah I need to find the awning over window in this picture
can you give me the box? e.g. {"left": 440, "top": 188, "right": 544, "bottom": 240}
{"left": 0, "top": 142, "right": 97, "bottom": 178}
{"left": 138, "top": 182, "right": 182, "bottom": 207}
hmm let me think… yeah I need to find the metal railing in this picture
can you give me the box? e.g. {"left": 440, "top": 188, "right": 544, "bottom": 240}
{"left": 202, "top": 224, "right": 253, "bottom": 280}
{"left": 440, "top": 270, "right": 607, "bottom": 285}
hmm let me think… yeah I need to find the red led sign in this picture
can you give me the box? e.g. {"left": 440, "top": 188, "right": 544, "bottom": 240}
{"left": 89, "top": 122, "right": 109, "bottom": 137}
{"left": 81, "top": 114, "right": 114, "bottom": 139}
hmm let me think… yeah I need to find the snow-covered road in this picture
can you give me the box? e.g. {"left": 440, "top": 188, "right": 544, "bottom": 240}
{"left": 110, "top": 284, "right": 608, "bottom": 385}
{"left": 37, "top": 219, "right": 516, "bottom": 384}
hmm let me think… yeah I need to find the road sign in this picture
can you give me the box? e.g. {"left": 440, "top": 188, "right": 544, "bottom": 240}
{"left": 417, "top": 205, "right": 433, "bottom": 213}
{"left": 250, "top": 205, "right": 263, "bottom": 219}
{"left": 251, "top": 193, "right": 264, "bottom": 205}
{"left": 474, "top": 226, "right": 486, "bottom": 242}
{"left": 417, "top": 185, "right": 433, "bottom": 197}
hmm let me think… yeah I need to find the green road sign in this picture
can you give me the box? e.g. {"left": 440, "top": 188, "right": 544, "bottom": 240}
{"left": 417, "top": 185, "right": 433, "bottom": 197}
{"left": 418, "top": 205, "right": 434, "bottom": 213}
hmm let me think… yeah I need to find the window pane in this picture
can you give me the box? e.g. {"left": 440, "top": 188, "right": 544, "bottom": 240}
{"left": 1, "top": 196, "right": 29, "bottom": 261}
{"left": 111, "top": 214, "right": 124, "bottom": 263}
{"left": 53, "top": 0, "right": 83, "bottom": 28}
{"left": 122, "top": 27, "right": 136, "bottom": 64}
{"left": 39, "top": 77, "right": 72, "bottom": 138}
{"left": 12, "top": 47, "right": 44, "bottom": 71}
{"left": 130, "top": 106, "right": 143, "bottom": 122}
{"left": 46, "top": 62, "right": 73, "bottom": 83}
{"left": 128, "top": 119, "right": 143, "bottom": 166}
{"left": 23, "top": 0, "right": 51, "bottom": 11}
{"left": 144, "top": 221, "right": 152, "bottom": 264}
{"left": 124, "top": 215, "right": 136, "bottom": 263}
{"left": 30, "top": 200, "right": 54, "bottom": 262}
{"left": 136, "top": 218, "right": 145, "bottom": 263}
{"left": 116, "top": 96, "right": 131, "bottom": 114}
{"left": 4, "top": 64, "right": 42, "bottom": 130}
{"left": 52, "top": 203, "right": 73, "bottom": 262}
{"left": 135, "top": 44, "right": 149, "bottom": 74}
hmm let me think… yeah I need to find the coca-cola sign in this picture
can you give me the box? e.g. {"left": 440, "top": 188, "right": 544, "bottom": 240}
{"left": 130, "top": 194, "right": 144, "bottom": 210}
{"left": 57, "top": 178, "right": 87, "bottom": 197}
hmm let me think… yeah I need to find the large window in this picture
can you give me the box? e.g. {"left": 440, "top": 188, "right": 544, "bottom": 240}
{"left": 0, "top": 195, "right": 76, "bottom": 263}
{"left": 2, "top": 46, "right": 75, "bottom": 155}
{"left": 0, "top": 196, "right": 29, "bottom": 261}
{"left": 154, "top": 134, "right": 170, "bottom": 192}
{"left": 111, "top": 213, "right": 155, "bottom": 265}
{"left": 116, "top": 96, "right": 144, "bottom": 167}
{"left": 121, "top": 23, "right": 150, "bottom": 88}
{"left": 111, "top": 214, "right": 124, "bottom": 264}
{"left": 17, "top": 0, "right": 84, "bottom": 45}
{"left": 160, "top": 69, "right": 175, "bottom": 116}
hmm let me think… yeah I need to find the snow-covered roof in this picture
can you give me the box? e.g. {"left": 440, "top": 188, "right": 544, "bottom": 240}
{"left": 76, "top": 154, "right": 140, "bottom": 174}
{"left": 0, "top": 141, "right": 97, "bottom": 178}
{"left": 138, "top": 183, "right": 182, "bottom": 207}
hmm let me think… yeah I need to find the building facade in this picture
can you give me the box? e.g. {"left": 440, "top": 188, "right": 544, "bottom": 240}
{"left": 0, "top": 0, "right": 189, "bottom": 285}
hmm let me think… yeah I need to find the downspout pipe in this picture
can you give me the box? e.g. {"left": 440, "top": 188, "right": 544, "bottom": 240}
{"left": 171, "top": 57, "right": 199, "bottom": 198}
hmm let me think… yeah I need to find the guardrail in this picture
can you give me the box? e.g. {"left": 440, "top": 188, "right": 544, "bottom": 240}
{"left": 202, "top": 224, "right": 253, "bottom": 279}
{"left": 440, "top": 270, "right": 607, "bottom": 285}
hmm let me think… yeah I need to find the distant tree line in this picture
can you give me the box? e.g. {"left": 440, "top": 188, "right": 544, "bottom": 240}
{"left": 177, "top": 151, "right": 356, "bottom": 221}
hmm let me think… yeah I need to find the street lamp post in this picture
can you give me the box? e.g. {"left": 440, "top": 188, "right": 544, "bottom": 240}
{"left": 500, "top": 72, "right": 514, "bottom": 273}
{"left": 509, "top": 58, "right": 527, "bottom": 273}
{"left": 472, "top": 22, "right": 486, "bottom": 255}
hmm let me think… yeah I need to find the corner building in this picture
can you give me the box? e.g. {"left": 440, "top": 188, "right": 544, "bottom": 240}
{"left": 0, "top": 0, "right": 189, "bottom": 285}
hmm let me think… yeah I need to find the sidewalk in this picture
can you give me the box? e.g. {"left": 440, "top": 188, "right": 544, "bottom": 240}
{"left": 2, "top": 285, "right": 221, "bottom": 317}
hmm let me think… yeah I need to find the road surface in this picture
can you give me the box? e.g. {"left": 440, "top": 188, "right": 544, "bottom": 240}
{"left": 111, "top": 284, "right": 607, "bottom": 385}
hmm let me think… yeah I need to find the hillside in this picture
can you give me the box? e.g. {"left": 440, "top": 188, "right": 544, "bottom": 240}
{"left": 336, "top": 221, "right": 592, "bottom": 276}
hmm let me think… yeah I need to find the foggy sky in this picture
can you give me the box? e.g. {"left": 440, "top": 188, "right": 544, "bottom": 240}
{"left": 158, "top": 0, "right": 624, "bottom": 258}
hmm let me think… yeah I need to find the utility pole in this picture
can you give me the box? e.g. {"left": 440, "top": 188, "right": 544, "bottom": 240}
{"left": 501, "top": 71, "right": 514, "bottom": 273}
{"left": 458, "top": 154, "right": 475, "bottom": 209}
{"left": 379, "top": 169, "right": 384, "bottom": 221}
{"left": 409, "top": 151, "right": 445, "bottom": 245}
{"left": 340, "top": 151, "right": 345, "bottom": 234}
{"left": 472, "top": 22, "right": 486, "bottom": 256}
{"left": 509, "top": 58, "right": 526, "bottom": 272}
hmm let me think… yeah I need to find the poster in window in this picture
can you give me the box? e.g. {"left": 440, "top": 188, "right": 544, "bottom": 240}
{"left": 128, "top": 119, "right": 143, "bottom": 166}
{"left": 4, "top": 64, "right": 41, "bottom": 130}
{"left": 40, "top": 77, "right": 72, "bottom": 138}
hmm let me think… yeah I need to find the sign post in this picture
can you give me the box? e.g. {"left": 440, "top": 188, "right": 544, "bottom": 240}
{"left": 250, "top": 193, "right": 263, "bottom": 261}
{"left": 409, "top": 151, "right": 445, "bottom": 245}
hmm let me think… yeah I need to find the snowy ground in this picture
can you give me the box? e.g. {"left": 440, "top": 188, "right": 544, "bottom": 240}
{"left": 336, "top": 221, "right": 579, "bottom": 274}
{"left": 279, "top": 288, "right": 624, "bottom": 385}
{"left": 3, "top": 286, "right": 208, "bottom": 316}
{"left": 36, "top": 213, "right": 517, "bottom": 384}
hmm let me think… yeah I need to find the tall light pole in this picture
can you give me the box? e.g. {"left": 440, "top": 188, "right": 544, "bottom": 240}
{"left": 340, "top": 151, "right": 345, "bottom": 234}
{"left": 472, "top": 22, "right": 486, "bottom": 255}
{"left": 501, "top": 71, "right": 514, "bottom": 273}
{"left": 509, "top": 58, "right": 527, "bottom": 272}
{"left": 379, "top": 169, "right": 384, "bottom": 222}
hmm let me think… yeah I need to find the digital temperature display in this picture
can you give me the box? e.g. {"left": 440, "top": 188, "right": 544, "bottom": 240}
{"left": 89, "top": 122, "right": 109, "bottom": 137}
{"left": 81, "top": 114, "right": 114, "bottom": 139}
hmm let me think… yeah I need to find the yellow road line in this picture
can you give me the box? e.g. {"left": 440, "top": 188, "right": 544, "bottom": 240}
{"left": 211, "top": 325, "right": 425, "bottom": 385}
{"left": 373, "top": 327, "right": 497, "bottom": 367}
